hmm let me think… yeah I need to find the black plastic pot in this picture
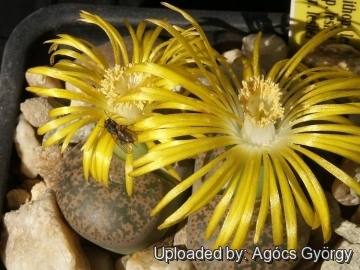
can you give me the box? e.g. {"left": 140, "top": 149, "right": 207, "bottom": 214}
{"left": 0, "top": 4, "right": 288, "bottom": 269}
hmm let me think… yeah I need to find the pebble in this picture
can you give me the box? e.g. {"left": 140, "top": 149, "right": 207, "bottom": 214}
{"left": 35, "top": 144, "right": 63, "bottom": 190}
{"left": 5, "top": 189, "right": 30, "bottom": 211}
{"left": 332, "top": 159, "right": 360, "bottom": 206}
{"left": 320, "top": 242, "right": 359, "bottom": 269}
{"left": 30, "top": 181, "right": 47, "bottom": 200}
{"left": 25, "top": 71, "right": 63, "bottom": 89}
{"left": 0, "top": 187, "right": 90, "bottom": 270}
{"left": 302, "top": 44, "right": 360, "bottom": 75}
{"left": 20, "top": 97, "right": 62, "bottom": 128}
{"left": 13, "top": 114, "right": 40, "bottom": 178}
{"left": 223, "top": 48, "right": 243, "bottom": 64}
{"left": 332, "top": 216, "right": 360, "bottom": 244}
{"left": 56, "top": 143, "right": 186, "bottom": 254}
{"left": 19, "top": 178, "right": 42, "bottom": 192}
{"left": 242, "top": 33, "right": 289, "bottom": 73}
{"left": 117, "top": 247, "right": 195, "bottom": 270}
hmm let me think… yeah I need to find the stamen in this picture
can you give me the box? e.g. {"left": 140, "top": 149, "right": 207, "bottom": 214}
{"left": 100, "top": 65, "right": 147, "bottom": 118}
{"left": 239, "top": 76, "right": 284, "bottom": 127}
{"left": 239, "top": 76, "right": 284, "bottom": 144}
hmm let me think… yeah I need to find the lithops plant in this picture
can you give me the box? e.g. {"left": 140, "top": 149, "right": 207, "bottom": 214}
{"left": 186, "top": 197, "right": 309, "bottom": 270}
{"left": 25, "top": 8, "right": 204, "bottom": 194}
{"left": 25, "top": 6, "right": 199, "bottom": 253}
{"left": 56, "top": 143, "right": 186, "bottom": 254}
{"left": 126, "top": 7, "right": 360, "bottom": 253}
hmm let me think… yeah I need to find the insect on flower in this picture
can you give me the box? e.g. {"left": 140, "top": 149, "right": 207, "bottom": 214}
{"left": 104, "top": 117, "right": 137, "bottom": 154}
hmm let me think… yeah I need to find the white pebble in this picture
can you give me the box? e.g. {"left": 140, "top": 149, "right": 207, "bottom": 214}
{"left": 242, "top": 33, "right": 289, "bottom": 73}
{"left": 13, "top": 114, "right": 40, "bottom": 178}
{"left": 25, "top": 71, "right": 63, "bottom": 89}
{"left": 332, "top": 159, "right": 360, "bottom": 206}
{"left": 30, "top": 181, "right": 48, "bottom": 201}
{"left": 20, "top": 97, "right": 61, "bottom": 128}
{"left": 0, "top": 188, "right": 90, "bottom": 270}
{"left": 117, "top": 248, "right": 195, "bottom": 270}
{"left": 222, "top": 48, "right": 242, "bottom": 64}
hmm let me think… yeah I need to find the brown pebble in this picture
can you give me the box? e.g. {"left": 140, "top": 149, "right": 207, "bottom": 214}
{"left": 332, "top": 159, "right": 360, "bottom": 206}
{"left": 6, "top": 189, "right": 31, "bottom": 210}
{"left": 302, "top": 44, "right": 360, "bottom": 75}
{"left": 35, "top": 145, "right": 63, "bottom": 191}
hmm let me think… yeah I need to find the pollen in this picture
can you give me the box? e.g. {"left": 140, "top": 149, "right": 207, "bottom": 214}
{"left": 100, "top": 65, "right": 147, "bottom": 118}
{"left": 239, "top": 76, "right": 284, "bottom": 127}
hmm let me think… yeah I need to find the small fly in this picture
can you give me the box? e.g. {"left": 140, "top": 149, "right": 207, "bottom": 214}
{"left": 103, "top": 117, "right": 137, "bottom": 154}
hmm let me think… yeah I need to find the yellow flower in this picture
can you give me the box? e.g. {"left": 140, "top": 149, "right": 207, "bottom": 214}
{"left": 123, "top": 4, "right": 360, "bottom": 250}
{"left": 26, "top": 9, "right": 197, "bottom": 193}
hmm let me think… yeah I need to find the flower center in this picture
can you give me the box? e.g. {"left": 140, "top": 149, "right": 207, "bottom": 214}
{"left": 239, "top": 76, "right": 284, "bottom": 145}
{"left": 100, "top": 65, "right": 148, "bottom": 119}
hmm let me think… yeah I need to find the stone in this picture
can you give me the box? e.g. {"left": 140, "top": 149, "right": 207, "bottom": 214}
{"left": 20, "top": 97, "right": 62, "bottom": 128}
{"left": 13, "top": 114, "right": 41, "bottom": 178}
{"left": 302, "top": 44, "right": 360, "bottom": 75}
{"left": 222, "top": 48, "right": 243, "bottom": 64}
{"left": 332, "top": 216, "right": 360, "bottom": 244}
{"left": 56, "top": 143, "right": 187, "bottom": 254}
{"left": 242, "top": 33, "right": 289, "bottom": 73}
{"left": 25, "top": 71, "right": 63, "bottom": 89}
{"left": 31, "top": 181, "right": 48, "bottom": 200}
{"left": 320, "top": 241, "right": 358, "bottom": 269}
{"left": 35, "top": 145, "right": 63, "bottom": 191}
{"left": 5, "top": 189, "right": 30, "bottom": 211}
{"left": 19, "top": 178, "right": 42, "bottom": 192}
{"left": 118, "top": 247, "right": 195, "bottom": 270}
{"left": 332, "top": 159, "right": 360, "bottom": 206}
{"left": 0, "top": 188, "right": 90, "bottom": 270}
